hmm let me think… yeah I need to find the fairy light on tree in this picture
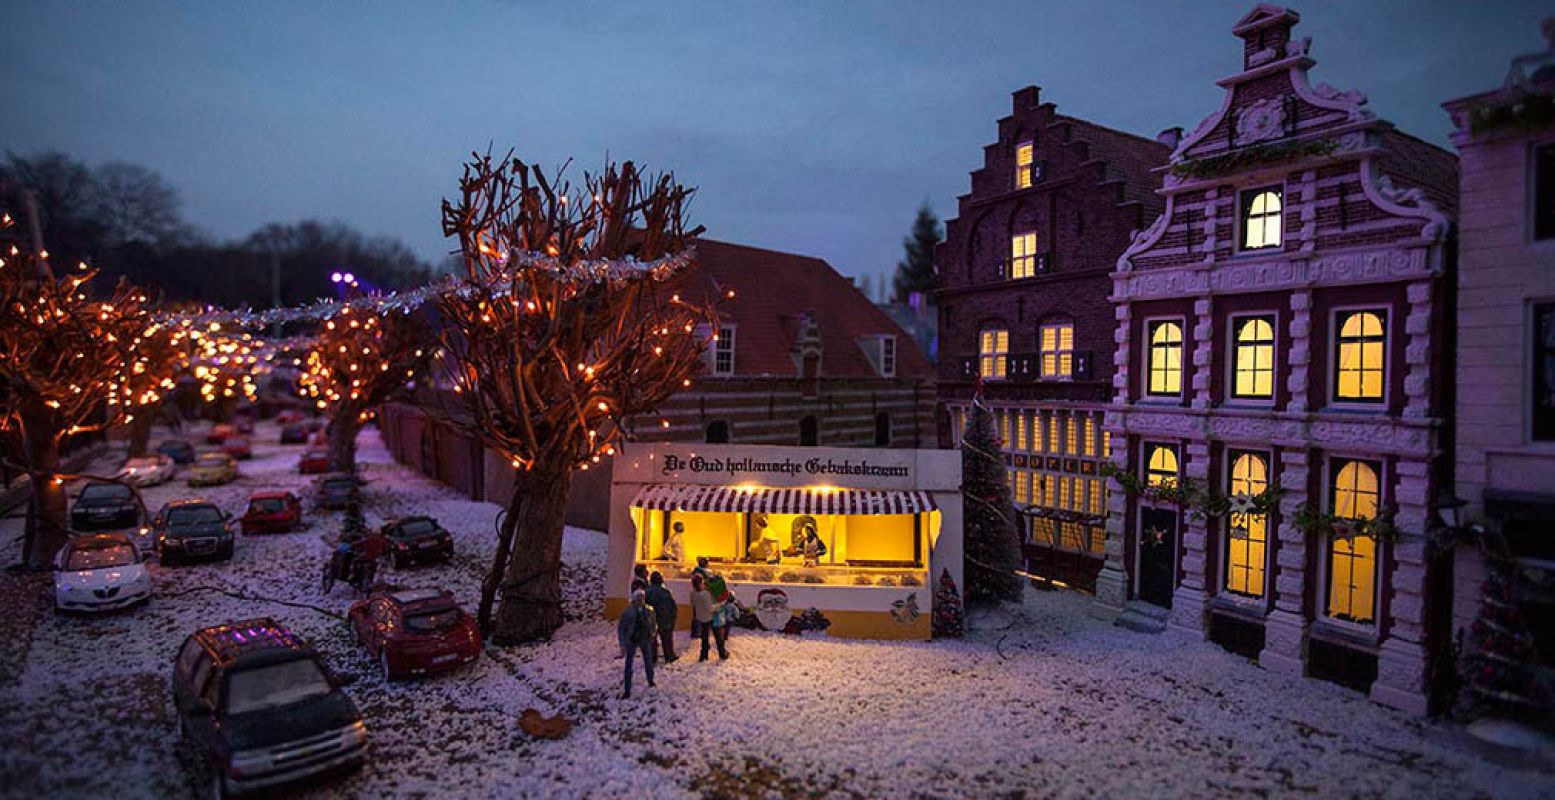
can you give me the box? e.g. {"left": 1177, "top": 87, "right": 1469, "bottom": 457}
{"left": 433, "top": 150, "right": 715, "bottom": 642}
{"left": 0, "top": 211, "right": 174, "bottom": 570}
{"left": 298, "top": 289, "right": 432, "bottom": 473}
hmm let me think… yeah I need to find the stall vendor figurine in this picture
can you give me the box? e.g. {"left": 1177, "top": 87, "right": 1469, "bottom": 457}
{"left": 787, "top": 516, "right": 826, "bottom": 567}
{"left": 746, "top": 514, "right": 782, "bottom": 563}
{"left": 662, "top": 521, "right": 685, "bottom": 562}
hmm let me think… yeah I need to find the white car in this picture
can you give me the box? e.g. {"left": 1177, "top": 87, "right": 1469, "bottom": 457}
{"left": 118, "top": 453, "right": 176, "bottom": 487}
{"left": 54, "top": 533, "right": 152, "bottom": 613}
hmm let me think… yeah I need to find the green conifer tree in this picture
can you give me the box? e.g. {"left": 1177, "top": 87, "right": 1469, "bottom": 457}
{"left": 960, "top": 392, "right": 1024, "bottom": 606}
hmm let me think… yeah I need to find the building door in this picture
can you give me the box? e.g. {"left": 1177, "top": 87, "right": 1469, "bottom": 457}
{"left": 1137, "top": 506, "right": 1177, "bottom": 608}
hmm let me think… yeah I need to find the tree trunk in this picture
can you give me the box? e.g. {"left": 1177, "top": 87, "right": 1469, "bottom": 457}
{"left": 491, "top": 465, "right": 571, "bottom": 645}
{"left": 478, "top": 482, "right": 524, "bottom": 635}
{"left": 24, "top": 435, "right": 67, "bottom": 572}
{"left": 127, "top": 413, "right": 154, "bottom": 458}
{"left": 327, "top": 412, "right": 362, "bottom": 474}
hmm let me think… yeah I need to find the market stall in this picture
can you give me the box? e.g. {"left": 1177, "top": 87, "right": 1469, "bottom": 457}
{"left": 606, "top": 443, "right": 963, "bottom": 640}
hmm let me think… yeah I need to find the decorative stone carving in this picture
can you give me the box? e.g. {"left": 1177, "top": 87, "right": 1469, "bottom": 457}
{"left": 1124, "top": 410, "right": 1204, "bottom": 437}
{"left": 1361, "top": 164, "right": 1451, "bottom": 243}
{"left": 1308, "top": 420, "right": 1432, "bottom": 454}
{"left": 1236, "top": 96, "right": 1288, "bottom": 145}
{"left": 1207, "top": 415, "right": 1305, "bottom": 443}
{"left": 1117, "top": 245, "right": 1430, "bottom": 301}
{"left": 1116, "top": 208, "right": 1171, "bottom": 272}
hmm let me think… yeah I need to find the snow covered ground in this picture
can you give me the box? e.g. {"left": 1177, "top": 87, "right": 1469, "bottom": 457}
{"left": 1, "top": 422, "right": 1552, "bottom": 799}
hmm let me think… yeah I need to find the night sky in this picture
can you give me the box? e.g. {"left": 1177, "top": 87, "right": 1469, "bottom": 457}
{"left": 3, "top": 1, "right": 1545, "bottom": 290}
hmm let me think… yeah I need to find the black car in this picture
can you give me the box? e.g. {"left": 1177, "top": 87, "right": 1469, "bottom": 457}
{"left": 381, "top": 516, "right": 454, "bottom": 568}
{"left": 70, "top": 481, "right": 140, "bottom": 531}
{"left": 173, "top": 619, "right": 368, "bottom": 798}
{"left": 153, "top": 500, "right": 235, "bottom": 564}
{"left": 279, "top": 424, "right": 308, "bottom": 445}
{"left": 314, "top": 475, "right": 360, "bottom": 511}
{"left": 157, "top": 439, "right": 197, "bottom": 465}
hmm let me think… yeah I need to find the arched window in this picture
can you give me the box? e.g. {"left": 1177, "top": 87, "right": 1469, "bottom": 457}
{"left": 1145, "top": 444, "right": 1178, "bottom": 487}
{"left": 1040, "top": 320, "right": 1074, "bottom": 379}
{"left": 705, "top": 421, "right": 730, "bottom": 444}
{"left": 799, "top": 415, "right": 819, "bottom": 446}
{"left": 1231, "top": 316, "right": 1276, "bottom": 399}
{"left": 1147, "top": 321, "right": 1184, "bottom": 396}
{"left": 873, "top": 412, "right": 891, "bottom": 447}
{"left": 1241, "top": 187, "right": 1283, "bottom": 250}
{"left": 1334, "top": 309, "right": 1387, "bottom": 402}
{"left": 979, "top": 328, "right": 1008, "bottom": 380}
{"left": 1225, "top": 452, "right": 1269, "bottom": 597}
{"left": 1327, "top": 459, "right": 1380, "bottom": 624}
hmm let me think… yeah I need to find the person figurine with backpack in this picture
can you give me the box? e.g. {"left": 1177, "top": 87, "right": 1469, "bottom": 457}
{"left": 617, "top": 589, "right": 657, "bottom": 698}
{"left": 645, "top": 571, "right": 678, "bottom": 664}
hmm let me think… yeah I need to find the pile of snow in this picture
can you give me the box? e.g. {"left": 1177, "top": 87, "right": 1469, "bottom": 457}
{"left": 0, "top": 422, "right": 1550, "bottom": 798}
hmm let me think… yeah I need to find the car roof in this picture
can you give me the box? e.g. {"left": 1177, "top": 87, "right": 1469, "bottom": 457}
{"left": 387, "top": 589, "right": 458, "bottom": 613}
{"left": 250, "top": 490, "right": 291, "bottom": 500}
{"left": 70, "top": 532, "right": 136, "bottom": 549}
{"left": 167, "top": 498, "right": 216, "bottom": 509}
{"left": 194, "top": 618, "right": 314, "bottom": 668}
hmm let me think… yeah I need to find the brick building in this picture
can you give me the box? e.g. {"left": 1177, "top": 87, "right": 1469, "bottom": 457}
{"left": 381, "top": 237, "right": 936, "bottom": 530}
{"left": 1442, "top": 24, "right": 1555, "bottom": 674}
{"left": 1097, "top": 5, "right": 1458, "bottom": 714}
{"left": 935, "top": 85, "right": 1169, "bottom": 590}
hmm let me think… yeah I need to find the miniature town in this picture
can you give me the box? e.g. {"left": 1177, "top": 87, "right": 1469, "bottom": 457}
{"left": 2, "top": 5, "right": 1553, "bottom": 799}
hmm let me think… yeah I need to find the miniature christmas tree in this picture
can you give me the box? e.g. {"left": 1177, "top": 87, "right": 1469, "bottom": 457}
{"left": 1462, "top": 554, "right": 1553, "bottom": 723}
{"left": 932, "top": 568, "right": 964, "bottom": 638}
{"left": 960, "top": 390, "right": 1024, "bottom": 606}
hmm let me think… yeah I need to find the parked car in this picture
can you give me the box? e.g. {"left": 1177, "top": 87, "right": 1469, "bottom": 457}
{"left": 54, "top": 533, "right": 151, "bottom": 613}
{"left": 157, "top": 439, "right": 197, "bottom": 465}
{"left": 241, "top": 492, "right": 302, "bottom": 535}
{"left": 71, "top": 481, "right": 140, "bottom": 531}
{"left": 348, "top": 589, "right": 480, "bottom": 680}
{"left": 381, "top": 516, "right": 454, "bottom": 568}
{"left": 275, "top": 409, "right": 305, "bottom": 425}
{"left": 206, "top": 423, "right": 239, "bottom": 444}
{"left": 298, "top": 449, "right": 331, "bottom": 475}
{"left": 314, "top": 474, "right": 360, "bottom": 511}
{"left": 279, "top": 423, "right": 309, "bottom": 445}
{"left": 152, "top": 499, "right": 235, "bottom": 564}
{"left": 118, "top": 453, "right": 176, "bottom": 487}
{"left": 220, "top": 437, "right": 253, "bottom": 460}
{"left": 172, "top": 619, "right": 369, "bottom": 798}
{"left": 189, "top": 452, "right": 239, "bottom": 487}
{"left": 234, "top": 415, "right": 255, "bottom": 435}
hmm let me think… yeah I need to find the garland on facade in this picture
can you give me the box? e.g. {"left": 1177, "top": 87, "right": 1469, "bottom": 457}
{"left": 1467, "top": 93, "right": 1555, "bottom": 136}
{"left": 1099, "top": 462, "right": 1283, "bottom": 523}
{"left": 1291, "top": 502, "right": 1399, "bottom": 544}
{"left": 1168, "top": 137, "right": 1339, "bottom": 181}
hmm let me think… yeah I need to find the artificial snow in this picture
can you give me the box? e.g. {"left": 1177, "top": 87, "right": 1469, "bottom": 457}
{"left": 1, "top": 423, "right": 1551, "bottom": 799}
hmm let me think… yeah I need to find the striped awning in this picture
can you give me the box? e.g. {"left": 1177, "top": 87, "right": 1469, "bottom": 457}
{"left": 630, "top": 484, "right": 937, "bottom": 516}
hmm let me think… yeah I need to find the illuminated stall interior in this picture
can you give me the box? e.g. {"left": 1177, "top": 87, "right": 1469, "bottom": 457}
{"left": 629, "top": 484, "right": 940, "bottom": 587}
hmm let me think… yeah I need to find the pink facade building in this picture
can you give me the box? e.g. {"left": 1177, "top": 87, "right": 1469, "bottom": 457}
{"left": 1098, "top": 5, "right": 1457, "bottom": 713}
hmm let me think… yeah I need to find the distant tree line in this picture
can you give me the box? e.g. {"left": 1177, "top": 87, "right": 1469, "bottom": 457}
{"left": 0, "top": 151, "right": 437, "bottom": 309}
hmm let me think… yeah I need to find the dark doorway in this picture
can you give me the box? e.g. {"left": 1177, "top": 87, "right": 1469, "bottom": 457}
{"left": 799, "top": 416, "right": 819, "bottom": 446}
{"left": 1137, "top": 506, "right": 1177, "bottom": 608}
{"left": 705, "top": 421, "right": 730, "bottom": 444}
{"left": 873, "top": 412, "right": 891, "bottom": 446}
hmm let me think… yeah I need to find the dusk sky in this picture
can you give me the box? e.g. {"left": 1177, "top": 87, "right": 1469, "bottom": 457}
{"left": 4, "top": 1, "right": 1546, "bottom": 291}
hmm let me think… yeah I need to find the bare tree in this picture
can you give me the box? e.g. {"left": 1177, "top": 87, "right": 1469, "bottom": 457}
{"left": 91, "top": 162, "right": 187, "bottom": 248}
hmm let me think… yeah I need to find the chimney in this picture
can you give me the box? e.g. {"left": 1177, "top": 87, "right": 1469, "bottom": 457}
{"left": 1156, "top": 127, "right": 1183, "bottom": 150}
{"left": 1011, "top": 86, "right": 1041, "bottom": 114}
{"left": 1232, "top": 6, "right": 1300, "bottom": 71}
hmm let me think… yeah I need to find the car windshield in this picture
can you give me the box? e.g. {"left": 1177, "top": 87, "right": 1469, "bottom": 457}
{"left": 124, "top": 458, "right": 159, "bottom": 470}
{"left": 169, "top": 506, "right": 222, "bottom": 525}
{"left": 65, "top": 543, "right": 137, "bottom": 570}
{"left": 249, "top": 498, "right": 286, "bottom": 514}
{"left": 198, "top": 455, "right": 228, "bottom": 466}
{"left": 404, "top": 607, "right": 463, "bottom": 633}
{"left": 224, "top": 659, "right": 333, "bottom": 715}
{"left": 398, "top": 519, "right": 436, "bottom": 537}
{"left": 79, "top": 483, "right": 131, "bottom": 501}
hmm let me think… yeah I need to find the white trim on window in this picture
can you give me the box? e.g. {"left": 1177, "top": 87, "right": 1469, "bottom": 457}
{"left": 1227, "top": 312, "right": 1279, "bottom": 405}
{"left": 1039, "top": 320, "right": 1074, "bottom": 380}
{"left": 712, "top": 324, "right": 736, "bottom": 376}
{"left": 1315, "top": 455, "right": 1385, "bottom": 632}
{"left": 1328, "top": 305, "right": 1390, "bottom": 407}
{"left": 1238, "top": 185, "right": 1285, "bottom": 252}
{"left": 879, "top": 335, "right": 897, "bottom": 378}
{"left": 1142, "top": 316, "right": 1187, "bottom": 399}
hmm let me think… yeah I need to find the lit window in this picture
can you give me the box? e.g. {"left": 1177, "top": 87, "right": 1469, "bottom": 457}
{"left": 1040, "top": 321, "right": 1073, "bottom": 379}
{"left": 1048, "top": 414, "right": 1060, "bottom": 452}
{"left": 1231, "top": 315, "right": 1276, "bottom": 399}
{"left": 1058, "top": 475, "right": 1070, "bottom": 510}
{"left": 1103, "top": 430, "right": 1112, "bottom": 457}
{"left": 879, "top": 336, "right": 896, "bottom": 378}
{"left": 1010, "top": 232, "right": 1038, "bottom": 279}
{"left": 1145, "top": 444, "right": 1178, "bottom": 487}
{"left": 1327, "top": 459, "right": 1380, "bottom": 624}
{"left": 1015, "top": 141, "right": 1034, "bottom": 189}
{"left": 979, "top": 329, "right": 1008, "bottom": 379}
{"left": 1225, "top": 452, "right": 1269, "bottom": 598}
{"left": 1065, "top": 415, "right": 1078, "bottom": 455}
{"left": 1088, "top": 479, "right": 1105, "bottom": 515}
{"left": 1013, "top": 471, "right": 1029, "bottom": 503}
{"left": 1334, "top": 310, "right": 1386, "bottom": 402}
{"left": 1083, "top": 416, "right": 1096, "bottom": 456}
{"left": 1147, "top": 320, "right": 1184, "bottom": 396}
{"left": 1241, "top": 187, "right": 1283, "bottom": 250}
{"left": 1015, "top": 412, "right": 1028, "bottom": 451}
{"left": 713, "top": 326, "right": 736, "bottom": 376}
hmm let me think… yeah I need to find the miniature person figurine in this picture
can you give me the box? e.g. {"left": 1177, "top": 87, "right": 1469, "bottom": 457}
{"left": 800, "top": 519, "right": 826, "bottom": 567}
{"left": 662, "top": 521, "right": 685, "bottom": 562}
{"left": 747, "top": 528, "right": 781, "bottom": 564}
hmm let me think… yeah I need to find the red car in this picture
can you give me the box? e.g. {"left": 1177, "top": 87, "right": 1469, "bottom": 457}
{"left": 220, "top": 436, "right": 252, "bottom": 459}
{"left": 240, "top": 491, "right": 303, "bottom": 534}
{"left": 348, "top": 589, "right": 480, "bottom": 680}
{"left": 205, "top": 423, "right": 238, "bottom": 444}
{"left": 298, "top": 449, "right": 331, "bottom": 474}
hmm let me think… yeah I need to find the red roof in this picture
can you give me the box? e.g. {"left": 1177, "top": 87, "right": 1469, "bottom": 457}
{"left": 677, "top": 238, "right": 933, "bottom": 380}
